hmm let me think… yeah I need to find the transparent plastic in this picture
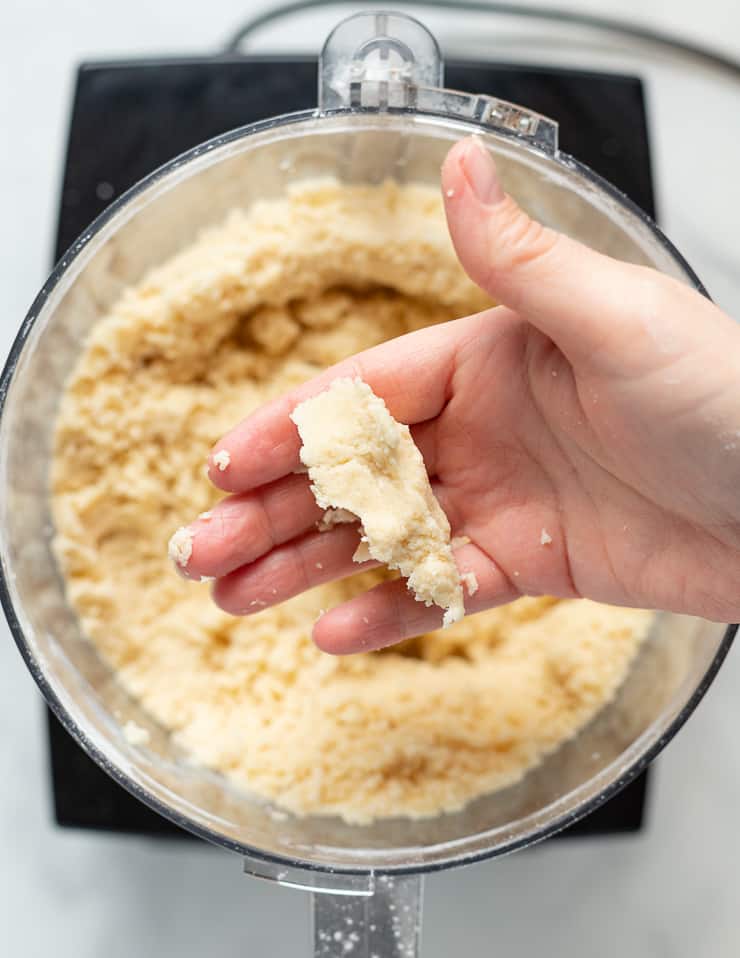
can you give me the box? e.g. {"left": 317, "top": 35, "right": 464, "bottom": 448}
{"left": 0, "top": 11, "right": 735, "bottom": 957}
{"left": 319, "top": 10, "right": 558, "bottom": 153}
{"left": 319, "top": 10, "right": 443, "bottom": 108}
{"left": 313, "top": 873, "right": 422, "bottom": 957}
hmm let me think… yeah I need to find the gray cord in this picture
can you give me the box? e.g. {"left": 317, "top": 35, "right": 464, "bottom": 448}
{"left": 222, "top": 0, "right": 740, "bottom": 79}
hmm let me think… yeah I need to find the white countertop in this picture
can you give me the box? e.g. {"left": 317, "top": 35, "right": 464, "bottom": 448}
{"left": 2, "top": 1, "right": 740, "bottom": 954}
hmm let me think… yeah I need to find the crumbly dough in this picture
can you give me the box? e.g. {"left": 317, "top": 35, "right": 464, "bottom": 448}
{"left": 461, "top": 571, "right": 478, "bottom": 596}
{"left": 52, "top": 179, "right": 652, "bottom": 824}
{"left": 213, "top": 449, "right": 231, "bottom": 471}
{"left": 168, "top": 526, "right": 193, "bottom": 568}
{"left": 122, "top": 720, "right": 150, "bottom": 747}
{"left": 292, "top": 378, "right": 464, "bottom": 626}
{"left": 317, "top": 507, "right": 356, "bottom": 532}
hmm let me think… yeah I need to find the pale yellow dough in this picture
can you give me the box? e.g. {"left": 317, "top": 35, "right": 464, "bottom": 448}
{"left": 52, "top": 179, "right": 653, "bottom": 824}
{"left": 291, "top": 378, "right": 464, "bottom": 626}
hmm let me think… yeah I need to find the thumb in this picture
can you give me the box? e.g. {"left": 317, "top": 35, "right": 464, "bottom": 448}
{"left": 441, "top": 136, "right": 710, "bottom": 370}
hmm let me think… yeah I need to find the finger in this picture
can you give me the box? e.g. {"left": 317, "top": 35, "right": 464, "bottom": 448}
{"left": 188, "top": 422, "right": 443, "bottom": 581}
{"left": 312, "top": 543, "right": 519, "bottom": 654}
{"left": 212, "top": 524, "right": 375, "bottom": 615}
{"left": 180, "top": 473, "right": 325, "bottom": 581}
{"left": 207, "top": 319, "right": 461, "bottom": 493}
{"left": 210, "top": 474, "right": 460, "bottom": 611}
{"left": 441, "top": 136, "right": 723, "bottom": 373}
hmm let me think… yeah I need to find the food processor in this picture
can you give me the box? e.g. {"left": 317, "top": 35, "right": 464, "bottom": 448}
{"left": 0, "top": 9, "right": 735, "bottom": 955}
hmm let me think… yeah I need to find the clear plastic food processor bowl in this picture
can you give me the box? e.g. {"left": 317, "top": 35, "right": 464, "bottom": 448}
{"left": 0, "top": 11, "right": 734, "bottom": 956}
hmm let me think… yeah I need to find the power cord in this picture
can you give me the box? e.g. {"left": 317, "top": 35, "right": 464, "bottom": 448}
{"left": 222, "top": 0, "right": 740, "bottom": 80}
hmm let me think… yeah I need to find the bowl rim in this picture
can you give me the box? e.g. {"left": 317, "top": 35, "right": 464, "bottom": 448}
{"left": 1, "top": 106, "right": 736, "bottom": 876}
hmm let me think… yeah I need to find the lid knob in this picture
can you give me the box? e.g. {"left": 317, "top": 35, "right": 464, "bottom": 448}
{"left": 319, "top": 10, "right": 443, "bottom": 110}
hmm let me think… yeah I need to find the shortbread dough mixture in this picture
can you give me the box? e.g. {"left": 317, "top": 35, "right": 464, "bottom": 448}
{"left": 52, "top": 179, "right": 653, "bottom": 824}
{"left": 291, "top": 378, "right": 465, "bottom": 626}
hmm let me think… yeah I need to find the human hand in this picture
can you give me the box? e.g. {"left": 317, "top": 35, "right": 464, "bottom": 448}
{"left": 178, "top": 136, "right": 740, "bottom": 652}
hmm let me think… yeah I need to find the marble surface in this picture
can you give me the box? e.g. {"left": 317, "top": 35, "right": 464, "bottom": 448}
{"left": 2, "top": 1, "right": 740, "bottom": 955}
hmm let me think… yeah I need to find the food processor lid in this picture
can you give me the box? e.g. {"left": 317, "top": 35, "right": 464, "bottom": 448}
{"left": 229, "top": 1, "right": 740, "bottom": 317}
{"left": 307, "top": 7, "right": 707, "bottom": 306}
{"left": 318, "top": 9, "right": 559, "bottom": 155}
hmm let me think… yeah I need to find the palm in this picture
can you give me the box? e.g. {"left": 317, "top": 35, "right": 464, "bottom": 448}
{"left": 434, "top": 310, "right": 740, "bottom": 622}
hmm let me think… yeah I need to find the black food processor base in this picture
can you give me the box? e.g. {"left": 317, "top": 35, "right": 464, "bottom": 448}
{"left": 50, "top": 55, "right": 654, "bottom": 837}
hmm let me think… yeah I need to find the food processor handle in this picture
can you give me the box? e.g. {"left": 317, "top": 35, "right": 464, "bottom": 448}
{"left": 318, "top": 9, "right": 558, "bottom": 155}
{"left": 313, "top": 875, "right": 423, "bottom": 957}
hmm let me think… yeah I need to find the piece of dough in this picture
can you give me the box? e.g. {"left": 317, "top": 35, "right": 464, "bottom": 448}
{"left": 291, "top": 378, "right": 464, "bottom": 626}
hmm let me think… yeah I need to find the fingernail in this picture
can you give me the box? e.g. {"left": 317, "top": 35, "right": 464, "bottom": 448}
{"left": 460, "top": 138, "right": 504, "bottom": 205}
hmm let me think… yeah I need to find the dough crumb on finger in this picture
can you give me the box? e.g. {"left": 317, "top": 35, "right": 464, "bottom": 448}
{"left": 461, "top": 571, "right": 479, "bottom": 596}
{"left": 213, "top": 449, "right": 231, "bottom": 471}
{"left": 168, "top": 526, "right": 193, "bottom": 568}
